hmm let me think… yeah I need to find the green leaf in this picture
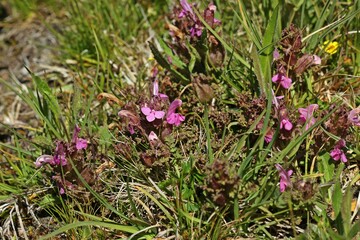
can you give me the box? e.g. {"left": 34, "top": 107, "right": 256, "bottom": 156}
{"left": 332, "top": 181, "right": 342, "bottom": 218}
{"left": 320, "top": 153, "right": 334, "bottom": 182}
{"left": 341, "top": 186, "right": 352, "bottom": 236}
{"left": 194, "top": 7, "right": 250, "bottom": 69}
{"left": 348, "top": 220, "right": 360, "bottom": 239}
{"left": 149, "top": 42, "right": 188, "bottom": 82}
{"left": 38, "top": 221, "right": 139, "bottom": 240}
{"left": 157, "top": 37, "right": 186, "bottom": 69}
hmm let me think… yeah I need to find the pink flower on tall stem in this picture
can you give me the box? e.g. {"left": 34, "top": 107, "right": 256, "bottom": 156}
{"left": 275, "top": 164, "right": 293, "bottom": 192}
{"left": 166, "top": 99, "right": 185, "bottom": 126}
{"left": 141, "top": 105, "right": 165, "bottom": 122}
{"left": 298, "top": 104, "right": 318, "bottom": 130}
{"left": 330, "top": 139, "right": 347, "bottom": 163}
{"left": 272, "top": 73, "right": 292, "bottom": 89}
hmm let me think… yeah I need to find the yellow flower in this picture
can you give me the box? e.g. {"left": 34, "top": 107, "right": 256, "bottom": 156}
{"left": 323, "top": 40, "right": 339, "bottom": 55}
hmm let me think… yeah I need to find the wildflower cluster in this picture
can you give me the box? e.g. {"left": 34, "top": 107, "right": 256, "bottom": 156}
{"left": 118, "top": 77, "right": 185, "bottom": 167}
{"left": 35, "top": 126, "right": 89, "bottom": 194}
{"left": 272, "top": 24, "right": 321, "bottom": 90}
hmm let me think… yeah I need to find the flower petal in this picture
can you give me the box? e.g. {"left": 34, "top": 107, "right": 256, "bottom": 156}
{"left": 154, "top": 110, "right": 165, "bottom": 119}
{"left": 141, "top": 107, "right": 151, "bottom": 116}
{"left": 146, "top": 113, "right": 156, "bottom": 122}
{"left": 76, "top": 138, "right": 88, "bottom": 150}
{"left": 280, "top": 76, "right": 292, "bottom": 89}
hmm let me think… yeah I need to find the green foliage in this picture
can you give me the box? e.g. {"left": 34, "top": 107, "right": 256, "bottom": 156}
{"left": 1, "top": 0, "right": 359, "bottom": 239}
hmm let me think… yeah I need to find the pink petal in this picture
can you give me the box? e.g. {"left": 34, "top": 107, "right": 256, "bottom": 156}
{"left": 273, "top": 49, "right": 280, "bottom": 60}
{"left": 153, "top": 81, "right": 159, "bottom": 96}
{"left": 141, "top": 107, "right": 151, "bottom": 116}
{"left": 146, "top": 113, "right": 156, "bottom": 122}
{"left": 154, "top": 110, "right": 165, "bottom": 119}
{"left": 313, "top": 55, "right": 321, "bottom": 65}
{"left": 284, "top": 120, "right": 293, "bottom": 131}
{"left": 281, "top": 76, "right": 292, "bottom": 89}
{"left": 167, "top": 113, "right": 176, "bottom": 124}
{"left": 148, "top": 131, "right": 158, "bottom": 141}
{"left": 178, "top": 114, "right": 185, "bottom": 122}
{"left": 159, "top": 93, "right": 169, "bottom": 100}
{"left": 76, "top": 138, "right": 88, "bottom": 150}
{"left": 272, "top": 74, "right": 280, "bottom": 83}
{"left": 167, "top": 99, "right": 182, "bottom": 117}
{"left": 341, "top": 153, "right": 347, "bottom": 163}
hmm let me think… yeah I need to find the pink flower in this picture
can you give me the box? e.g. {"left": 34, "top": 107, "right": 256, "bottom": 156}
{"left": 330, "top": 139, "right": 347, "bottom": 163}
{"left": 280, "top": 118, "right": 293, "bottom": 131}
{"left": 264, "top": 129, "right": 274, "bottom": 143}
{"left": 279, "top": 108, "right": 293, "bottom": 131}
{"left": 272, "top": 73, "right": 292, "bottom": 89}
{"left": 348, "top": 107, "right": 360, "bottom": 126}
{"left": 141, "top": 105, "right": 165, "bottom": 122}
{"left": 72, "top": 125, "right": 88, "bottom": 150}
{"left": 275, "top": 164, "right": 293, "bottom": 192}
{"left": 166, "top": 99, "right": 185, "bottom": 126}
{"left": 298, "top": 104, "right": 318, "bottom": 130}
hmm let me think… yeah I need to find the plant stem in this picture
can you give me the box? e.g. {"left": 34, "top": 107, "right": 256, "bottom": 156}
{"left": 204, "top": 104, "right": 214, "bottom": 163}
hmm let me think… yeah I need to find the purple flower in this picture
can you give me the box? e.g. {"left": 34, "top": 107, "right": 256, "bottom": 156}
{"left": 166, "top": 99, "right": 185, "bottom": 126}
{"left": 141, "top": 105, "right": 165, "bottom": 122}
{"left": 348, "top": 107, "right": 360, "bottom": 126}
{"left": 35, "top": 126, "right": 88, "bottom": 168}
{"left": 272, "top": 73, "right": 292, "bottom": 89}
{"left": 298, "top": 104, "right": 318, "bottom": 130}
{"left": 190, "top": 24, "right": 203, "bottom": 37}
{"left": 330, "top": 139, "right": 347, "bottom": 163}
{"left": 72, "top": 125, "right": 88, "bottom": 150}
{"left": 179, "top": 0, "right": 196, "bottom": 20}
{"left": 275, "top": 164, "right": 293, "bottom": 192}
